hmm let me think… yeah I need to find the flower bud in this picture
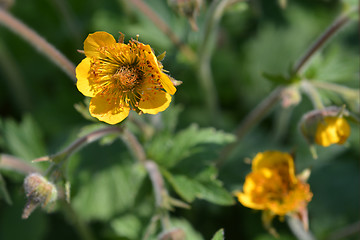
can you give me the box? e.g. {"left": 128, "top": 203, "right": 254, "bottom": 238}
{"left": 281, "top": 86, "right": 301, "bottom": 108}
{"left": 168, "top": 0, "right": 202, "bottom": 31}
{"left": 22, "top": 173, "right": 58, "bottom": 219}
{"left": 299, "top": 106, "right": 350, "bottom": 146}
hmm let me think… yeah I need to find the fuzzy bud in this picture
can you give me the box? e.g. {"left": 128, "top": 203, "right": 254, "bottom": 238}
{"left": 168, "top": 0, "right": 202, "bottom": 31}
{"left": 299, "top": 106, "right": 349, "bottom": 145}
{"left": 281, "top": 86, "right": 301, "bottom": 108}
{"left": 22, "top": 173, "right": 57, "bottom": 219}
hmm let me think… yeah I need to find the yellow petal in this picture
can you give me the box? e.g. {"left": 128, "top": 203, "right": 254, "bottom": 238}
{"left": 252, "top": 151, "right": 297, "bottom": 184}
{"left": 315, "top": 117, "right": 350, "bottom": 146}
{"left": 76, "top": 58, "right": 96, "bottom": 97}
{"left": 141, "top": 44, "right": 176, "bottom": 95}
{"left": 236, "top": 192, "right": 264, "bottom": 210}
{"left": 336, "top": 118, "right": 350, "bottom": 144}
{"left": 160, "top": 72, "right": 177, "bottom": 95}
{"left": 89, "top": 95, "right": 130, "bottom": 124}
{"left": 138, "top": 89, "right": 172, "bottom": 114}
{"left": 84, "top": 32, "right": 116, "bottom": 58}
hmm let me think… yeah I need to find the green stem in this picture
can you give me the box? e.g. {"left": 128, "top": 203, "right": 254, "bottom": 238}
{"left": 0, "top": 8, "right": 76, "bottom": 81}
{"left": 121, "top": 130, "right": 171, "bottom": 232}
{"left": 301, "top": 80, "right": 324, "bottom": 109}
{"left": 312, "top": 81, "right": 359, "bottom": 99}
{"left": 121, "top": 128, "right": 147, "bottom": 164}
{"left": 34, "top": 126, "right": 123, "bottom": 164}
{"left": 144, "top": 160, "right": 171, "bottom": 230}
{"left": 216, "top": 87, "right": 283, "bottom": 167}
{"left": 61, "top": 200, "right": 96, "bottom": 240}
{"left": 198, "top": 0, "right": 240, "bottom": 125}
{"left": 293, "top": 11, "right": 351, "bottom": 74}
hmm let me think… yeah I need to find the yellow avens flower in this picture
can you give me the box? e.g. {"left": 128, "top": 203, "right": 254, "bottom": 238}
{"left": 236, "top": 151, "right": 312, "bottom": 232}
{"left": 315, "top": 116, "right": 350, "bottom": 147}
{"left": 76, "top": 31, "right": 177, "bottom": 124}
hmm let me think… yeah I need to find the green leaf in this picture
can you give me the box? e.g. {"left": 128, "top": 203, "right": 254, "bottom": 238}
{"left": 163, "top": 166, "right": 235, "bottom": 206}
{"left": 0, "top": 115, "right": 46, "bottom": 161}
{"left": 72, "top": 163, "right": 146, "bottom": 221}
{"left": 163, "top": 171, "right": 199, "bottom": 202}
{"left": 111, "top": 214, "right": 142, "bottom": 239}
{"left": 0, "top": 172, "right": 12, "bottom": 205}
{"left": 211, "top": 228, "right": 225, "bottom": 240}
{"left": 262, "top": 72, "right": 289, "bottom": 85}
{"left": 148, "top": 124, "right": 235, "bottom": 168}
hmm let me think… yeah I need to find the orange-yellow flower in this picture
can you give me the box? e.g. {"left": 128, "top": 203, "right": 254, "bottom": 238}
{"left": 76, "top": 31, "right": 176, "bottom": 124}
{"left": 315, "top": 116, "right": 350, "bottom": 147}
{"left": 236, "top": 151, "right": 312, "bottom": 216}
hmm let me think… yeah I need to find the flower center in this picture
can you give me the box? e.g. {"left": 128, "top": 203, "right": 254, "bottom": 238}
{"left": 112, "top": 66, "right": 142, "bottom": 91}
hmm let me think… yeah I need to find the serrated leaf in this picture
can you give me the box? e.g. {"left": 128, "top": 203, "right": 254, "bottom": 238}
{"left": 148, "top": 124, "right": 235, "bottom": 168}
{"left": 0, "top": 173, "right": 12, "bottom": 205}
{"left": 163, "top": 167, "right": 235, "bottom": 206}
{"left": 211, "top": 228, "right": 224, "bottom": 240}
{"left": 72, "top": 164, "right": 146, "bottom": 221}
{"left": 111, "top": 214, "right": 142, "bottom": 239}
{"left": 163, "top": 170, "right": 199, "bottom": 202}
{"left": 1, "top": 115, "right": 46, "bottom": 161}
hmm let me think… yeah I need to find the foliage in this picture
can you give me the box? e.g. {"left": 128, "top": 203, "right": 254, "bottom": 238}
{"left": 0, "top": 0, "right": 358, "bottom": 240}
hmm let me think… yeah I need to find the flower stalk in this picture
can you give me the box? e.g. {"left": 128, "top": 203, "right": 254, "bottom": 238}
{"left": 287, "top": 216, "right": 315, "bottom": 240}
{"left": 33, "top": 126, "right": 123, "bottom": 164}
{"left": 300, "top": 80, "right": 325, "bottom": 110}
{"left": 292, "top": 11, "right": 352, "bottom": 75}
{"left": 121, "top": 129, "right": 172, "bottom": 234}
{"left": 0, "top": 154, "right": 40, "bottom": 174}
{"left": 198, "top": 0, "right": 241, "bottom": 124}
{"left": 0, "top": 8, "right": 76, "bottom": 81}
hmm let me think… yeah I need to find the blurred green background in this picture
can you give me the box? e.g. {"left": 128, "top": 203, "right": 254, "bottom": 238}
{"left": 0, "top": 0, "right": 359, "bottom": 239}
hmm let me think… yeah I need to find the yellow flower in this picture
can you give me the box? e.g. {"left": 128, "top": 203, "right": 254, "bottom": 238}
{"left": 76, "top": 32, "right": 177, "bottom": 124}
{"left": 236, "top": 151, "right": 312, "bottom": 216}
{"left": 315, "top": 116, "right": 350, "bottom": 147}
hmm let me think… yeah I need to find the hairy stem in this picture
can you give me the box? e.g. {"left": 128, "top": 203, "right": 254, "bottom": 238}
{"left": 0, "top": 154, "right": 40, "bottom": 174}
{"left": 293, "top": 12, "right": 351, "bottom": 74}
{"left": 121, "top": 130, "right": 171, "bottom": 232}
{"left": 34, "top": 126, "right": 123, "bottom": 164}
{"left": 301, "top": 80, "right": 325, "bottom": 109}
{"left": 312, "top": 81, "right": 359, "bottom": 99}
{"left": 287, "top": 216, "right": 315, "bottom": 240}
{"left": 198, "top": 0, "right": 240, "bottom": 125}
{"left": 144, "top": 160, "right": 171, "bottom": 230}
{"left": 0, "top": 8, "right": 76, "bottom": 81}
{"left": 121, "top": 128, "right": 147, "bottom": 164}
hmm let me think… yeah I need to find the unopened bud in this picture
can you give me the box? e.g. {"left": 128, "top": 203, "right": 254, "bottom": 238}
{"left": 299, "top": 106, "right": 350, "bottom": 146}
{"left": 168, "top": 0, "right": 202, "bottom": 31}
{"left": 281, "top": 86, "right": 301, "bottom": 108}
{"left": 159, "top": 227, "right": 186, "bottom": 240}
{"left": 22, "top": 173, "right": 57, "bottom": 219}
